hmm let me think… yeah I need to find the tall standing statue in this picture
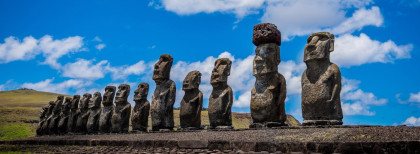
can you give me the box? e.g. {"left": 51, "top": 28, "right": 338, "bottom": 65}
{"left": 250, "top": 23, "right": 287, "bottom": 128}
{"left": 131, "top": 83, "right": 150, "bottom": 132}
{"left": 87, "top": 92, "right": 102, "bottom": 133}
{"left": 67, "top": 95, "right": 80, "bottom": 133}
{"left": 208, "top": 58, "right": 233, "bottom": 129}
{"left": 151, "top": 54, "right": 176, "bottom": 131}
{"left": 111, "top": 84, "right": 131, "bottom": 133}
{"left": 36, "top": 105, "right": 49, "bottom": 136}
{"left": 301, "top": 32, "right": 343, "bottom": 125}
{"left": 48, "top": 96, "right": 64, "bottom": 134}
{"left": 75, "top": 93, "right": 91, "bottom": 134}
{"left": 41, "top": 101, "right": 55, "bottom": 135}
{"left": 58, "top": 97, "right": 72, "bottom": 134}
{"left": 99, "top": 86, "right": 116, "bottom": 133}
{"left": 180, "top": 71, "right": 203, "bottom": 129}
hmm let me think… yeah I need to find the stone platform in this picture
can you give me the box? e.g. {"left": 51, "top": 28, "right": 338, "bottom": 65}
{"left": 1, "top": 126, "right": 419, "bottom": 153}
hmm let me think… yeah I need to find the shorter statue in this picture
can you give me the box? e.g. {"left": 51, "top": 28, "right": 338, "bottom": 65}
{"left": 99, "top": 86, "right": 116, "bottom": 133}
{"left": 250, "top": 23, "right": 287, "bottom": 128}
{"left": 180, "top": 71, "right": 203, "bottom": 129}
{"left": 209, "top": 58, "right": 233, "bottom": 129}
{"left": 36, "top": 105, "right": 49, "bottom": 136}
{"left": 58, "top": 97, "right": 72, "bottom": 134}
{"left": 111, "top": 84, "right": 131, "bottom": 133}
{"left": 87, "top": 92, "right": 102, "bottom": 133}
{"left": 41, "top": 101, "right": 55, "bottom": 135}
{"left": 131, "top": 83, "right": 150, "bottom": 132}
{"left": 151, "top": 54, "right": 176, "bottom": 131}
{"left": 48, "top": 96, "right": 64, "bottom": 134}
{"left": 67, "top": 95, "right": 80, "bottom": 133}
{"left": 301, "top": 32, "right": 343, "bottom": 125}
{"left": 75, "top": 93, "right": 91, "bottom": 134}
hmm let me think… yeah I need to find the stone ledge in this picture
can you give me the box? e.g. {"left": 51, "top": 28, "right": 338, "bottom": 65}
{"left": 2, "top": 126, "right": 419, "bottom": 153}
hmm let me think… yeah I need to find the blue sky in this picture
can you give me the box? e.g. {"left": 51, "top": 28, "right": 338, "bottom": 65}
{"left": 1, "top": 0, "right": 419, "bottom": 126}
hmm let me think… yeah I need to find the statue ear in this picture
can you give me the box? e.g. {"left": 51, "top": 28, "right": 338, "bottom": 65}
{"left": 329, "top": 33, "right": 335, "bottom": 52}
{"left": 226, "top": 60, "right": 232, "bottom": 76}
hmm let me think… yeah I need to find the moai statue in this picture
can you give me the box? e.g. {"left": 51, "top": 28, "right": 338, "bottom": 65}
{"left": 48, "top": 96, "right": 64, "bottom": 134}
{"left": 75, "top": 93, "right": 91, "bottom": 134}
{"left": 36, "top": 105, "right": 49, "bottom": 136}
{"left": 131, "top": 83, "right": 150, "bottom": 132}
{"left": 250, "top": 23, "right": 287, "bottom": 128}
{"left": 301, "top": 32, "right": 343, "bottom": 125}
{"left": 180, "top": 71, "right": 203, "bottom": 129}
{"left": 151, "top": 54, "right": 176, "bottom": 131}
{"left": 209, "top": 58, "right": 233, "bottom": 129}
{"left": 111, "top": 84, "right": 131, "bottom": 133}
{"left": 58, "top": 97, "right": 72, "bottom": 134}
{"left": 87, "top": 92, "right": 102, "bottom": 133}
{"left": 41, "top": 101, "right": 55, "bottom": 135}
{"left": 99, "top": 86, "right": 116, "bottom": 133}
{"left": 67, "top": 95, "right": 80, "bottom": 133}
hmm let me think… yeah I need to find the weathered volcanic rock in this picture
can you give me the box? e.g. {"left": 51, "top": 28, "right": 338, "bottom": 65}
{"left": 87, "top": 92, "right": 102, "bottom": 133}
{"left": 252, "top": 23, "right": 281, "bottom": 46}
{"left": 180, "top": 71, "right": 203, "bottom": 129}
{"left": 75, "top": 93, "right": 91, "bottom": 134}
{"left": 209, "top": 58, "right": 233, "bottom": 129}
{"left": 151, "top": 54, "right": 176, "bottom": 131}
{"left": 111, "top": 84, "right": 131, "bottom": 133}
{"left": 57, "top": 97, "right": 72, "bottom": 134}
{"left": 67, "top": 95, "right": 80, "bottom": 133}
{"left": 99, "top": 86, "right": 116, "bottom": 133}
{"left": 301, "top": 32, "right": 342, "bottom": 126}
{"left": 131, "top": 83, "right": 150, "bottom": 132}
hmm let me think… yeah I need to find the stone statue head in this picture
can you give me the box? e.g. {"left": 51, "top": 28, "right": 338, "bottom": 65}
{"left": 134, "top": 83, "right": 149, "bottom": 101}
{"left": 211, "top": 58, "right": 232, "bottom": 85}
{"left": 153, "top": 54, "right": 173, "bottom": 81}
{"left": 62, "top": 97, "right": 72, "bottom": 112}
{"left": 89, "top": 92, "right": 102, "bottom": 109}
{"left": 70, "top": 95, "right": 80, "bottom": 110}
{"left": 183, "top": 71, "right": 202, "bottom": 91}
{"left": 79, "top": 93, "right": 92, "bottom": 110}
{"left": 253, "top": 23, "right": 281, "bottom": 46}
{"left": 53, "top": 96, "right": 64, "bottom": 114}
{"left": 47, "top": 101, "right": 55, "bottom": 115}
{"left": 253, "top": 43, "right": 280, "bottom": 76}
{"left": 304, "top": 32, "right": 335, "bottom": 63}
{"left": 102, "top": 86, "right": 116, "bottom": 106}
{"left": 115, "top": 84, "right": 130, "bottom": 103}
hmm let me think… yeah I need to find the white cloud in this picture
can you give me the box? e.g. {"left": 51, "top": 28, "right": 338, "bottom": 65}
{"left": 0, "top": 84, "right": 4, "bottom": 91}
{"left": 408, "top": 92, "right": 420, "bottom": 103}
{"left": 21, "top": 78, "right": 92, "bottom": 94}
{"left": 402, "top": 116, "right": 420, "bottom": 126}
{"left": 62, "top": 59, "right": 109, "bottom": 80}
{"left": 152, "top": 0, "right": 265, "bottom": 18}
{"left": 261, "top": 0, "right": 379, "bottom": 40}
{"left": 92, "top": 36, "right": 102, "bottom": 42}
{"left": 332, "top": 33, "right": 413, "bottom": 67}
{"left": 106, "top": 60, "right": 148, "bottom": 80}
{"left": 0, "top": 35, "right": 84, "bottom": 69}
{"left": 328, "top": 7, "right": 383, "bottom": 34}
{"left": 341, "top": 78, "right": 387, "bottom": 116}
{"left": 95, "top": 43, "right": 106, "bottom": 51}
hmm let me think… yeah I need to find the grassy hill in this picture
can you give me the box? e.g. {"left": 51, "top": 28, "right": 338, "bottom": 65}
{"left": 0, "top": 89, "right": 300, "bottom": 140}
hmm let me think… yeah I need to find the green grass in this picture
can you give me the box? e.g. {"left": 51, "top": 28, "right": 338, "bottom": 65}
{"left": 0, "top": 123, "right": 34, "bottom": 140}
{"left": 0, "top": 89, "right": 301, "bottom": 140}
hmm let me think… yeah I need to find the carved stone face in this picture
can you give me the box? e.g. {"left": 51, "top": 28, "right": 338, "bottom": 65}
{"left": 153, "top": 54, "right": 173, "bottom": 81}
{"left": 116, "top": 84, "right": 130, "bottom": 103}
{"left": 47, "top": 101, "right": 55, "bottom": 114}
{"left": 79, "top": 93, "right": 92, "bottom": 109}
{"left": 102, "top": 86, "right": 116, "bottom": 106}
{"left": 70, "top": 95, "right": 80, "bottom": 109}
{"left": 304, "top": 32, "right": 334, "bottom": 62}
{"left": 211, "top": 58, "right": 232, "bottom": 85}
{"left": 53, "top": 96, "right": 64, "bottom": 113}
{"left": 134, "top": 83, "right": 149, "bottom": 101}
{"left": 89, "top": 92, "right": 102, "bottom": 109}
{"left": 62, "top": 97, "right": 72, "bottom": 112}
{"left": 183, "top": 71, "right": 201, "bottom": 91}
{"left": 253, "top": 43, "right": 280, "bottom": 76}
